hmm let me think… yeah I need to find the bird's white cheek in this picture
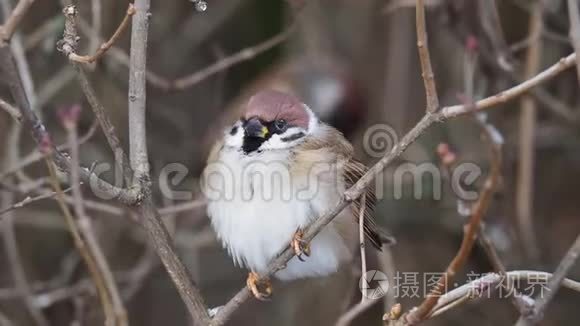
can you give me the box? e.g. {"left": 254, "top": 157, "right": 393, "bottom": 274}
{"left": 260, "top": 135, "right": 292, "bottom": 150}
{"left": 260, "top": 128, "right": 308, "bottom": 151}
{"left": 304, "top": 104, "right": 319, "bottom": 133}
{"left": 223, "top": 124, "right": 244, "bottom": 149}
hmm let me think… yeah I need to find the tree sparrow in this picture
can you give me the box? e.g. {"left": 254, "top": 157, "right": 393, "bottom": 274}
{"left": 203, "top": 90, "right": 392, "bottom": 299}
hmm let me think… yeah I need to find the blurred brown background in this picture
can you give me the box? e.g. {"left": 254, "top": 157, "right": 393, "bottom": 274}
{"left": 1, "top": 0, "right": 580, "bottom": 325}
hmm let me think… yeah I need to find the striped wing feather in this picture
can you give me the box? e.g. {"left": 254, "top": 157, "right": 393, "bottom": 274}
{"left": 343, "top": 159, "right": 394, "bottom": 250}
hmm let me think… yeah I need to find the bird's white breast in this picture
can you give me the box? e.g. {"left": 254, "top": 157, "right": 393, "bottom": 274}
{"left": 205, "top": 146, "right": 352, "bottom": 280}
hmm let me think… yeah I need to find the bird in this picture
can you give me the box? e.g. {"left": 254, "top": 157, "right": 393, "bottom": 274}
{"left": 202, "top": 89, "right": 393, "bottom": 300}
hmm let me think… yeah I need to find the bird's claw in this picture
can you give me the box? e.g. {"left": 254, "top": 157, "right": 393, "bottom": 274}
{"left": 292, "top": 229, "right": 310, "bottom": 261}
{"left": 246, "top": 271, "right": 272, "bottom": 301}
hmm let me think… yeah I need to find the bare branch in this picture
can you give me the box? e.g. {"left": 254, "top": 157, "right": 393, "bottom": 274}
{"left": 44, "top": 157, "right": 117, "bottom": 325}
{"left": 1, "top": 122, "right": 49, "bottom": 326}
{"left": 475, "top": 110, "right": 534, "bottom": 317}
{"left": 515, "top": 235, "right": 580, "bottom": 325}
{"left": 126, "top": 0, "right": 211, "bottom": 323}
{"left": 72, "top": 11, "right": 296, "bottom": 91}
{"left": 516, "top": 1, "right": 543, "bottom": 264}
{"left": 404, "top": 117, "right": 501, "bottom": 324}
{"left": 76, "top": 66, "right": 134, "bottom": 182}
{"left": 415, "top": 0, "right": 439, "bottom": 113}
{"left": 0, "top": 0, "right": 35, "bottom": 45}
{"left": 1, "top": 0, "right": 39, "bottom": 115}
{"left": 475, "top": 44, "right": 580, "bottom": 126}
{"left": 173, "top": 23, "right": 296, "bottom": 90}
{"left": 358, "top": 192, "right": 368, "bottom": 302}
{"left": 65, "top": 113, "right": 128, "bottom": 326}
{"left": 440, "top": 53, "right": 577, "bottom": 118}
{"left": 0, "top": 97, "right": 22, "bottom": 122}
{"left": 0, "top": 185, "right": 73, "bottom": 217}
{"left": 0, "top": 46, "right": 138, "bottom": 204}
{"left": 128, "top": 0, "right": 150, "bottom": 183}
{"left": 0, "top": 118, "right": 98, "bottom": 182}
{"left": 57, "top": 5, "right": 134, "bottom": 187}
{"left": 67, "top": 4, "right": 135, "bottom": 64}
{"left": 336, "top": 298, "right": 381, "bottom": 326}
{"left": 37, "top": 66, "right": 76, "bottom": 107}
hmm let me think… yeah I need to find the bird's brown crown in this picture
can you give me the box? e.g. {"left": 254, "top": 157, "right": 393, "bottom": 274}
{"left": 244, "top": 90, "right": 310, "bottom": 129}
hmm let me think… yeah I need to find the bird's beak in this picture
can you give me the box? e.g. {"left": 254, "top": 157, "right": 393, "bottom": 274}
{"left": 244, "top": 117, "right": 269, "bottom": 138}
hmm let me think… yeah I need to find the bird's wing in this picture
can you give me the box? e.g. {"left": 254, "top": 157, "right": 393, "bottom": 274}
{"left": 294, "top": 123, "right": 395, "bottom": 249}
{"left": 343, "top": 158, "right": 395, "bottom": 250}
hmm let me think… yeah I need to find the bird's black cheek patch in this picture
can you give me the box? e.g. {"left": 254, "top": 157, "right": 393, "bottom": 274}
{"left": 242, "top": 137, "right": 265, "bottom": 154}
{"left": 229, "top": 126, "right": 238, "bottom": 135}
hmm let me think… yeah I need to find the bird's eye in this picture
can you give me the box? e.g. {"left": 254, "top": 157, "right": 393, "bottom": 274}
{"left": 273, "top": 119, "right": 288, "bottom": 133}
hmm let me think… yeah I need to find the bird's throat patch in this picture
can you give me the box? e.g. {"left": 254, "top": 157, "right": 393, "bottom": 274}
{"left": 242, "top": 136, "right": 266, "bottom": 154}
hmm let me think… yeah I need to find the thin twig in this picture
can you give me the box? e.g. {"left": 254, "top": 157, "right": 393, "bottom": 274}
{"left": 404, "top": 117, "right": 502, "bottom": 324}
{"left": 0, "top": 5, "right": 43, "bottom": 322}
{"left": 335, "top": 298, "right": 381, "bottom": 326}
{"left": 0, "top": 185, "right": 73, "bottom": 217}
{"left": 172, "top": 23, "right": 296, "bottom": 90}
{"left": 0, "top": 0, "right": 35, "bottom": 45}
{"left": 73, "top": 10, "right": 297, "bottom": 91}
{"left": 74, "top": 16, "right": 173, "bottom": 90}
{"left": 37, "top": 66, "right": 76, "bottom": 108}
{"left": 476, "top": 41, "right": 580, "bottom": 126}
{"left": 358, "top": 192, "right": 368, "bottom": 302}
{"left": 44, "top": 157, "right": 117, "bottom": 325}
{"left": 474, "top": 115, "right": 534, "bottom": 317}
{"left": 58, "top": 5, "right": 134, "bottom": 186}
{"left": 75, "top": 65, "right": 134, "bottom": 183}
{"left": 1, "top": 122, "right": 49, "bottom": 326}
{"left": 0, "top": 118, "right": 99, "bottom": 182}
{"left": 0, "top": 97, "right": 22, "bottom": 122}
{"left": 516, "top": 1, "right": 542, "bottom": 263}
{"left": 211, "top": 51, "right": 578, "bottom": 326}
{"left": 0, "top": 0, "right": 38, "bottom": 116}
{"left": 415, "top": 0, "right": 439, "bottom": 113}
{"left": 440, "top": 53, "right": 577, "bottom": 118}
{"left": 0, "top": 177, "right": 205, "bottom": 220}
{"left": 0, "top": 46, "right": 138, "bottom": 205}
{"left": 66, "top": 115, "right": 128, "bottom": 326}
{"left": 567, "top": 0, "right": 580, "bottom": 85}
{"left": 428, "top": 294, "right": 470, "bottom": 318}
{"left": 67, "top": 4, "right": 135, "bottom": 64}
{"left": 515, "top": 235, "right": 580, "bottom": 325}
{"left": 478, "top": 226, "right": 534, "bottom": 316}
{"left": 23, "top": 15, "right": 62, "bottom": 51}
{"left": 122, "top": 242, "right": 158, "bottom": 301}
{"left": 462, "top": 39, "right": 533, "bottom": 317}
